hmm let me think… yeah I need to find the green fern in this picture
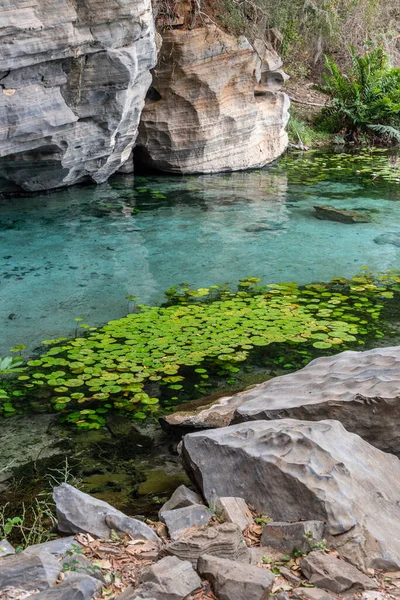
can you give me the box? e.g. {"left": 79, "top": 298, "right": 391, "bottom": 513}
{"left": 318, "top": 46, "right": 400, "bottom": 144}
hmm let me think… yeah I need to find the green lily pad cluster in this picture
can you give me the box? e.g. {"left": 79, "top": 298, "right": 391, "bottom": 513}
{"left": 272, "top": 148, "right": 400, "bottom": 185}
{"left": 2, "top": 271, "right": 398, "bottom": 428}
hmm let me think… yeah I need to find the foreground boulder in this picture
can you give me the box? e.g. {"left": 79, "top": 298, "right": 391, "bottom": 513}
{"left": 161, "top": 505, "right": 213, "bottom": 540}
{"left": 137, "top": 25, "right": 289, "bottom": 174}
{"left": 0, "top": 551, "right": 61, "bottom": 593}
{"left": 132, "top": 556, "right": 201, "bottom": 600}
{"left": 29, "top": 574, "right": 102, "bottom": 599}
{"left": 234, "top": 346, "right": 400, "bottom": 455}
{"left": 198, "top": 554, "right": 275, "bottom": 600}
{"left": 301, "top": 551, "right": 377, "bottom": 593}
{"left": 165, "top": 522, "right": 250, "bottom": 566}
{"left": 0, "top": 0, "right": 157, "bottom": 191}
{"left": 53, "top": 483, "right": 160, "bottom": 544}
{"left": 182, "top": 419, "right": 400, "bottom": 569}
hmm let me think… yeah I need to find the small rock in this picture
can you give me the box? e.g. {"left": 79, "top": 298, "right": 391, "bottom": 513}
{"left": 360, "top": 592, "right": 386, "bottom": 600}
{"left": 159, "top": 485, "right": 202, "bottom": 518}
{"left": 300, "top": 551, "right": 377, "bottom": 593}
{"left": 62, "top": 553, "right": 106, "bottom": 582}
{"left": 198, "top": 553, "right": 275, "bottom": 600}
{"left": 160, "top": 394, "right": 244, "bottom": 432}
{"left": 53, "top": 483, "right": 160, "bottom": 545}
{"left": 29, "top": 573, "right": 102, "bottom": 599}
{"left": 165, "top": 522, "right": 250, "bottom": 566}
{"left": 135, "top": 555, "right": 202, "bottom": 600}
{"left": 279, "top": 566, "right": 302, "bottom": 586}
{"left": 293, "top": 589, "right": 336, "bottom": 600}
{"left": 261, "top": 521, "right": 325, "bottom": 553}
{"left": 0, "top": 539, "right": 15, "bottom": 558}
{"left": 0, "top": 551, "right": 61, "bottom": 593}
{"left": 314, "top": 205, "right": 371, "bottom": 223}
{"left": 249, "top": 547, "right": 280, "bottom": 565}
{"left": 216, "top": 497, "right": 254, "bottom": 531}
{"left": 161, "top": 505, "right": 212, "bottom": 540}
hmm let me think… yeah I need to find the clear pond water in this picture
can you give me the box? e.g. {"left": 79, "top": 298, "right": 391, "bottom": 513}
{"left": 1, "top": 149, "right": 400, "bottom": 354}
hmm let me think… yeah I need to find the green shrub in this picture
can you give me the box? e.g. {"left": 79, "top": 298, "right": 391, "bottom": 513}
{"left": 318, "top": 46, "right": 400, "bottom": 143}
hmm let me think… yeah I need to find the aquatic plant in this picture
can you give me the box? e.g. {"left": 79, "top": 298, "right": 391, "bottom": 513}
{"left": 2, "top": 272, "right": 398, "bottom": 428}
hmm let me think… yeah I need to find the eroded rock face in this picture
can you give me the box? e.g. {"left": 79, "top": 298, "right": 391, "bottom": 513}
{"left": 0, "top": 0, "right": 157, "bottom": 191}
{"left": 137, "top": 25, "right": 289, "bottom": 173}
{"left": 181, "top": 419, "right": 400, "bottom": 570}
{"left": 234, "top": 346, "right": 400, "bottom": 455}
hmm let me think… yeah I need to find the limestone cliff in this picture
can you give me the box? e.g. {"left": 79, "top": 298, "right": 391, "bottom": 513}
{"left": 0, "top": 0, "right": 157, "bottom": 191}
{"left": 136, "top": 25, "right": 290, "bottom": 174}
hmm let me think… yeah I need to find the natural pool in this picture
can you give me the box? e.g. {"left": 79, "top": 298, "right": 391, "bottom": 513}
{"left": 1, "top": 148, "right": 400, "bottom": 356}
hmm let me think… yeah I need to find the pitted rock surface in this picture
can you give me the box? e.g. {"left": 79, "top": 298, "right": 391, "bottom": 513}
{"left": 0, "top": 0, "right": 157, "bottom": 191}
{"left": 182, "top": 418, "right": 400, "bottom": 570}
{"left": 234, "top": 346, "right": 400, "bottom": 455}
{"left": 137, "top": 25, "right": 289, "bottom": 174}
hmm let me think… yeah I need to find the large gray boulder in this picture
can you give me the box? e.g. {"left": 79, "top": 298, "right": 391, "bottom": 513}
{"left": 181, "top": 419, "right": 400, "bottom": 570}
{"left": 234, "top": 346, "right": 400, "bottom": 455}
{"left": 0, "top": 0, "right": 157, "bottom": 191}
{"left": 53, "top": 483, "right": 160, "bottom": 545}
{"left": 0, "top": 551, "right": 61, "bottom": 593}
{"left": 198, "top": 554, "right": 275, "bottom": 600}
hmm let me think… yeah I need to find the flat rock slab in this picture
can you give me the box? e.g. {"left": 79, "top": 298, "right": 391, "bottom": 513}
{"left": 314, "top": 205, "right": 371, "bottom": 223}
{"left": 23, "top": 536, "right": 80, "bottom": 558}
{"left": 161, "top": 505, "right": 212, "bottom": 540}
{"left": 301, "top": 551, "right": 377, "bottom": 593}
{"left": 159, "top": 485, "right": 202, "bottom": 518}
{"left": 0, "top": 551, "right": 61, "bottom": 593}
{"left": 234, "top": 346, "right": 400, "bottom": 455}
{"left": 53, "top": 483, "right": 160, "bottom": 544}
{"left": 198, "top": 553, "right": 275, "bottom": 600}
{"left": 216, "top": 497, "right": 254, "bottom": 531}
{"left": 135, "top": 556, "right": 201, "bottom": 600}
{"left": 160, "top": 394, "right": 246, "bottom": 432}
{"left": 182, "top": 418, "right": 400, "bottom": 570}
{"left": 261, "top": 521, "right": 325, "bottom": 553}
{"left": 165, "top": 522, "right": 250, "bottom": 566}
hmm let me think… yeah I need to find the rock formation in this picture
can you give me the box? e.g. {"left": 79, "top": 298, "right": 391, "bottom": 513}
{"left": 181, "top": 418, "right": 400, "bottom": 569}
{"left": 0, "top": 0, "right": 157, "bottom": 191}
{"left": 234, "top": 346, "right": 400, "bottom": 455}
{"left": 137, "top": 25, "right": 289, "bottom": 173}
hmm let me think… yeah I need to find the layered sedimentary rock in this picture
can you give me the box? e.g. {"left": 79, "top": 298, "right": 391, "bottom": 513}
{"left": 234, "top": 346, "right": 400, "bottom": 455}
{"left": 0, "top": 0, "right": 157, "bottom": 191}
{"left": 182, "top": 419, "right": 400, "bottom": 569}
{"left": 137, "top": 25, "right": 289, "bottom": 173}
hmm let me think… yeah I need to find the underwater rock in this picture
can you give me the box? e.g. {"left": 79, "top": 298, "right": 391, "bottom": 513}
{"left": 53, "top": 483, "right": 161, "bottom": 545}
{"left": 198, "top": 554, "right": 275, "bottom": 600}
{"left": 181, "top": 418, "right": 400, "bottom": 569}
{"left": 374, "top": 232, "right": 400, "bottom": 247}
{"left": 137, "top": 25, "right": 289, "bottom": 173}
{"left": 234, "top": 346, "right": 400, "bottom": 456}
{"left": 314, "top": 206, "right": 371, "bottom": 223}
{"left": 0, "top": 0, "right": 157, "bottom": 191}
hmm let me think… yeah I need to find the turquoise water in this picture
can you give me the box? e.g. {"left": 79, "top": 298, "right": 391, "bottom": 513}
{"left": 1, "top": 151, "right": 400, "bottom": 354}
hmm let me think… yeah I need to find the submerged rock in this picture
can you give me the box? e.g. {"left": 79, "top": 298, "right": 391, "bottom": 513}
{"left": 234, "top": 346, "right": 400, "bottom": 456}
{"left": 0, "top": 0, "right": 157, "bottom": 191}
{"left": 374, "top": 232, "right": 400, "bottom": 247}
{"left": 181, "top": 419, "right": 400, "bottom": 569}
{"left": 314, "top": 205, "right": 371, "bottom": 223}
{"left": 137, "top": 25, "right": 289, "bottom": 174}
